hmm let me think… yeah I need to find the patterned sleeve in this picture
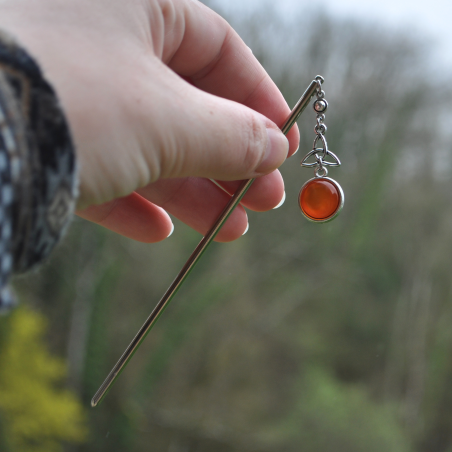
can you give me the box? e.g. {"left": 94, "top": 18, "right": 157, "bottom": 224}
{"left": 0, "top": 31, "right": 77, "bottom": 312}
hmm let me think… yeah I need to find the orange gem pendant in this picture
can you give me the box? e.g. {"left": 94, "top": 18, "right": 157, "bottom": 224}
{"left": 299, "top": 176, "right": 344, "bottom": 223}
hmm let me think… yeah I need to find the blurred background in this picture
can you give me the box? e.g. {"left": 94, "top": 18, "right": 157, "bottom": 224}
{"left": 2, "top": 0, "right": 452, "bottom": 451}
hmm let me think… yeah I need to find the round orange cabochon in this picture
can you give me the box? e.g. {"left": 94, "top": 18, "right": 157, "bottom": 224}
{"left": 299, "top": 178, "right": 340, "bottom": 221}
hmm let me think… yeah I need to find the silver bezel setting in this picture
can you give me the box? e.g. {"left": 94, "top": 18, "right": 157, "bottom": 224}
{"left": 299, "top": 176, "right": 344, "bottom": 223}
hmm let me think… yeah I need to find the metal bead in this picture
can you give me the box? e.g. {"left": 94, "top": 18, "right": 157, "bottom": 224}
{"left": 314, "top": 99, "right": 328, "bottom": 113}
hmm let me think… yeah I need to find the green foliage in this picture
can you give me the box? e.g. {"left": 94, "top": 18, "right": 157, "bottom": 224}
{"left": 263, "top": 367, "right": 411, "bottom": 452}
{"left": 0, "top": 306, "right": 87, "bottom": 452}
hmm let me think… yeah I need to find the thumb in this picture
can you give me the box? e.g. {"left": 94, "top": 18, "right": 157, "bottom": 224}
{"left": 140, "top": 68, "right": 290, "bottom": 182}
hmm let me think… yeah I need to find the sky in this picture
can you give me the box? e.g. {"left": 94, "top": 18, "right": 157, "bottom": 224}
{"left": 214, "top": 0, "right": 452, "bottom": 71}
{"left": 321, "top": 0, "right": 452, "bottom": 71}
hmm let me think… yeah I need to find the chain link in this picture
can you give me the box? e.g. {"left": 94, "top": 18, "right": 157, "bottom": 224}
{"left": 314, "top": 123, "right": 327, "bottom": 135}
{"left": 316, "top": 79, "right": 325, "bottom": 98}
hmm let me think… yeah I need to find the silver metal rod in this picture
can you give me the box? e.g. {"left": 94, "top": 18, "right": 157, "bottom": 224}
{"left": 91, "top": 77, "right": 320, "bottom": 407}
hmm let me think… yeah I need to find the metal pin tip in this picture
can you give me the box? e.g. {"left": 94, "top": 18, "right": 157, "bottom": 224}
{"left": 315, "top": 75, "right": 325, "bottom": 84}
{"left": 91, "top": 398, "right": 98, "bottom": 408}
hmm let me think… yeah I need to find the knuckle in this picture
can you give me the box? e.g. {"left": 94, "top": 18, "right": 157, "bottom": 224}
{"left": 241, "top": 114, "right": 266, "bottom": 171}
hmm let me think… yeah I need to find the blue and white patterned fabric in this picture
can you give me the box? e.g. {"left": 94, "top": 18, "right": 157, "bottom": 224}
{"left": 0, "top": 32, "right": 77, "bottom": 312}
{"left": 0, "top": 94, "right": 14, "bottom": 310}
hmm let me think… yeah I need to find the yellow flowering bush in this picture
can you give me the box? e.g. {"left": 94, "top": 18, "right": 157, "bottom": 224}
{"left": 0, "top": 306, "right": 87, "bottom": 452}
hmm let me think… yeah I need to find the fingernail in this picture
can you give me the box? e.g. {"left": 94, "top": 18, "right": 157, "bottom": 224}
{"left": 293, "top": 145, "right": 299, "bottom": 155}
{"left": 242, "top": 223, "right": 249, "bottom": 236}
{"left": 273, "top": 191, "right": 286, "bottom": 209}
{"left": 256, "top": 128, "right": 289, "bottom": 174}
{"left": 167, "top": 222, "right": 174, "bottom": 237}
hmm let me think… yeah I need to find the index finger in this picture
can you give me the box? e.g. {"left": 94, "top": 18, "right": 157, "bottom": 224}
{"left": 164, "top": 0, "right": 299, "bottom": 154}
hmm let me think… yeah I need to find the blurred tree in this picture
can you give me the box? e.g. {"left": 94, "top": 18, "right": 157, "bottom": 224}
{"left": 0, "top": 306, "right": 86, "bottom": 452}
{"left": 262, "top": 366, "right": 411, "bottom": 452}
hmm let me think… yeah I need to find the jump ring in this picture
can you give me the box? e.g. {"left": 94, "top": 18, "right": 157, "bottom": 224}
{"left": 314, "top": 124, "right": 327, "bottom": 134}
{"left": 315, "top": 166, "right": 328, "bottom": 177}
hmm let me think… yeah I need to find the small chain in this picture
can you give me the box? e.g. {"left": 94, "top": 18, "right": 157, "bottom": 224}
{"left": 313, "top": 79, "right": 328, "bottom": 175}
{"left": 314, "top": 81, "right": 327, "bottom": 135}
{"left": 300, "top": 77, "right": 340, "bottom": 174}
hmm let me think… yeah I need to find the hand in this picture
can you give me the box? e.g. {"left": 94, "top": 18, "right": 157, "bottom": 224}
{"left": 0, "top": 0, "right": 299, "bottom": 242}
